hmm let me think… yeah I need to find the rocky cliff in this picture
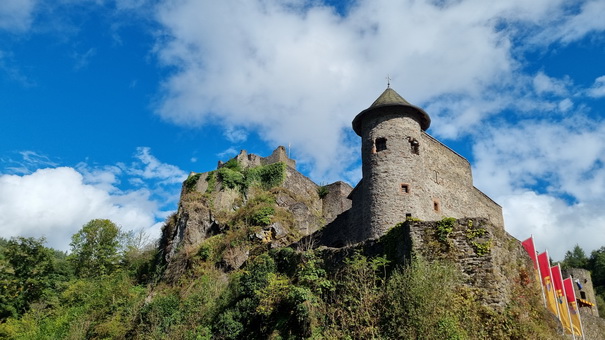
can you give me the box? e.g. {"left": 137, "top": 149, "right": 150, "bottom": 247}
{"left": 157, "top": 147, "right": 351, "bottom": 281}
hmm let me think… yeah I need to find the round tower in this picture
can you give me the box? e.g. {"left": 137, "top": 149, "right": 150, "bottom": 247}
{"left": 352, "top": 87, "right": 431, "bottom": 238}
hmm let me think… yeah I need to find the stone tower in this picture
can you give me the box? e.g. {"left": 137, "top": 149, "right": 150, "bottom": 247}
{"left": 351, "top": 87, "right": 431, "bottom": 239}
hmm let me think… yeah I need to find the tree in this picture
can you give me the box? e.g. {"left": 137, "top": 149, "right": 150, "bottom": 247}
{"left": 589, "top": 247, "right": 605, "bottom": 291}
{"left": 69, "top": 219, "right": 123, "bottom": 277}
{"left": 561, "top": 244, "right": 589, "bottom": 269}
{"left": 0, "top": 237, "right": 54, "bottom": 319}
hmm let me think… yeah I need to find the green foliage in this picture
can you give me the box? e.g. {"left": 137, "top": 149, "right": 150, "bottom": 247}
{"left": 471, "top": 240, "right": 492, "bottom": 256}
{"left": 250, "top": 206, "right": 275, "bottom": 226}
{"left": 590, "top": 246, "right": 605, "bottom": 291}
{"left": 217, "top": 167, "right": 246, "bottom": 190}
{"left": 322, "top": 252, "right": 388, "bottom": 339}
{"left": 384, "top": 259, "right": 470, "bottom": 339}
{"left": 561, "top": 244, "right": 589, "bottom": 270}
{"left": 596, "top": 294, "right": 605, "bottom": 318}
{"left": 435, "top": 217, "right": 456, "bottom": 243}
{"left": 205, "top": 171, "right": 216, "bottom": 193}
{"left": 316, "top": 185, "right": 329, "bottom": 199}
{"left": 223, "top": 158, "right": 243, "bottom": 172}
{"left": 140, "top": 292, "right": 183, "bottom": 334}
{"left": 0, "top": 272, "right": 146, "bottom": 339}
{"left": 69, "top": 219, "right": 123, "bottom": 278}
{"left": 0, "top": 237, "right": 56, "bottom": 320}
{"left": 465, "top": 226, "right": 487, "bottom": 240}
{"left": 245, "top": 162, "right": 287, "bottom": 190}
{"left": 184, "top": 173, "right": 202, "bottom": 193}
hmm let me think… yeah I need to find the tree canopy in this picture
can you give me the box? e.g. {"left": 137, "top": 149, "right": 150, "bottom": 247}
{"left": 69, "top": 219, "right": 123, "bottom": 278}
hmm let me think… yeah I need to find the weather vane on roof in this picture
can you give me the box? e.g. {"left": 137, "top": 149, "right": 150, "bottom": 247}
{"left": 386, "top": 74, "right": 391, "bottom": 88}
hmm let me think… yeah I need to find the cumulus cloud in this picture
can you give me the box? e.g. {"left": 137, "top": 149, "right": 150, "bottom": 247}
{"left": 500, "top": 191, "right": 605, "bottom": 261}
{"left": 473, "top": 118, "right": 605, "bottom": 259}
{"left": 124, "top": 146, "right": 187, "bottom": 185}
{"left": 151, "top": 0, "right": 604, "bottom": 178}
{"left": 0, "top": 148, "right": 185, "bottom": 251}
{"left": 533, "top": 72, "right": 570, "bottom": 96}
{"left": 587, "top": 75, "right": 605, "bottom": 98}
{"left": 0, "top": 167, "right": 156, "bottom": 251}
{"left": 153, "top": 0, "right": 525, "bottom": 180}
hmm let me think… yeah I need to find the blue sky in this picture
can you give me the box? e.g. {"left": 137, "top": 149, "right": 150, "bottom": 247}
{"left": 1, "top": 0, "right": 604, "bottom": 260}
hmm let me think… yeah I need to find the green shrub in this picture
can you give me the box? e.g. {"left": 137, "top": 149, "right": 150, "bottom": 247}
{"left": 250, "top": 206, "right": 274, "bottom": 226}
{"left": 316, "top": 185, "right": 329, "bottom": 199}
{"left": 435, "top": 217, "right": 456, "bottom": 243}
{"left": 184, "top": 173, "right": 202, "bottom": 193}
{"left": 217, "top": 167, "right": 246, "bottom": 190}
{"left": 382, "top": 258, "right": 467, "bottom": 340}
{"left": 205, "top": 171, "right": 216, "bottom": 193}
{"left": 246, "top": 162, "right": 286, "bottom": 189}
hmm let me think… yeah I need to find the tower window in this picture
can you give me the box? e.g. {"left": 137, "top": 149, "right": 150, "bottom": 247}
{"left": 400, "top": 183, "right": 410, "bottom": 194}
{"left": 433, "top": 199, "right": 441, "bottom": 212}
{"left": 408, "top": 137, "right": 420, "bottom": 155}
{"left": 375, "top": 138, "right": 387, "bottom": 152}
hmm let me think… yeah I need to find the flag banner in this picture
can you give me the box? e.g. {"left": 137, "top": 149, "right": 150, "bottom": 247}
{"left": 551, "top": 265, "right": 572, "bottom": 334}
{"left": 521, "top": 237, "right": 539, "bottom": 270}
{"left": 564, "top": 277, "right": 583, "bottom": 337}
{"left": 521, "top": 236, "right": 542, "bottom": 285}
{"left": 537, "top": 252, "right": 559, "bottom": 318}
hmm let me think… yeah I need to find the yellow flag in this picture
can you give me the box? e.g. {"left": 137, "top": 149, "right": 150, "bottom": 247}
{"left": 569, "top": 300, "right": 582, "bottom": 336}
{"left": 556, "top": 290, "right": 572, "bottom": 334}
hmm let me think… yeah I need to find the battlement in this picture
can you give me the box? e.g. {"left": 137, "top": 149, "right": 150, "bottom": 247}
{"left": 217, "top": 146, "right": 296, "bottom": 170}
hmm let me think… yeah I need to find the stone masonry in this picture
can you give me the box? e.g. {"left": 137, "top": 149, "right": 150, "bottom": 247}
{"left": 331, "top": 87, "right": 504, "bottom": 244}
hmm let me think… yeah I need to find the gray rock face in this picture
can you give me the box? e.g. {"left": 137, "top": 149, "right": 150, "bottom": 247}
{"left": 159, "top": 146, "right": 353, "bottom": 278}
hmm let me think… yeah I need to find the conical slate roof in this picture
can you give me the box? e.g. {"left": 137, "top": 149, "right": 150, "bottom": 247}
{"left": 369, "top": 87, "right": 412, "bottom": 107}
{"left": 352, "top": 87, "right": 431, "bottom": 135}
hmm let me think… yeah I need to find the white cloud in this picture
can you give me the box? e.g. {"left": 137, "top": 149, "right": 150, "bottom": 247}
{"left": 0, "top": 167, "right": 156, "bottom": 251}
{"left": 152, "top": 0, "right": 522, "bottom": 180}
{"left": 587, "top": 75, "right": 605, "bottom": 98}
{"left": 533, "top": 72, "right": 569, "bottom": 96}
{"left": 124, "top": 147, "right": 187, "bottom": 185}
{"left": 0, "top": 0, "right": 37, "bottom": 33}
{"left": 223, "top": 126, "right": 248, "bottom": 143}
{"left": 151, "top": 0, "right": 605, "bottom": 181}
{"left": 0, "top": 148, "right": 186, "bottom": 251}
{"left": 217, "top": 147, "right": 238, "bottom": 159}
{"left": 500, "top": 191, "right": 605, "bottom": 260}
{"left": 473, "top": 118, "right": 605, "bottom": 259}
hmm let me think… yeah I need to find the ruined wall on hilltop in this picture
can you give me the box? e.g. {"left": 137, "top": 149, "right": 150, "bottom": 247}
{"left": 404, "top": 217, "right": 528, "bottom": 308}
{"left": 563, "top": 268, "right": 600, "bottom": 317}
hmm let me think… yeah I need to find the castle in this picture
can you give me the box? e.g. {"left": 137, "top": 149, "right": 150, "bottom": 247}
{"left": 318, "top": 86, "right": 504, "bottom": 245}
{"left": 177, "top": 86, "right": 505, "bottom": 248}
{"left": 163, "top": 86, "right": 602, "bottom": 330}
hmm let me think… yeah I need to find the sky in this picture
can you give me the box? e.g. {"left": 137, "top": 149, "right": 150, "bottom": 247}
{"left": 1, "top": 0, "right": 604, "bottom": 260}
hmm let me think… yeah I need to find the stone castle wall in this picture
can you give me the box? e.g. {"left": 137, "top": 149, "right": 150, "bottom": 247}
{"left": 406, "top": 218, "right": 527, "bottom": 308}
{"left": 420, "top": 133, "right": 504, "bottom": 228}
{"left": 563, "top": 268, "right": 600, "bottom": 317}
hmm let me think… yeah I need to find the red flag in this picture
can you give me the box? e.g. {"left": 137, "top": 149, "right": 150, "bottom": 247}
{"left": 564, "top": 277, "right": 583, "bottom": 337}
{"left": 521, "top": 236, "right": 539, "bottom": 270}
{"left": 551, "top": 265, "right": 572, "bottom": 334}
{"left": 563, "top": 277, "right": 576, "bottom": 303}
{"left": 538, "top": 252, "right": 559, "bottom": 318}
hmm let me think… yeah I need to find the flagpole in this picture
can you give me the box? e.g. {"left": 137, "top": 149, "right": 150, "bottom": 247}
{"left": 532, "top": 235, "right": 547, "bottom": 307}
{"left": 560, "top": 266, "right": 575, "bottom": 340}
{"left": 546, "top": 250, "right": 562, "bottom": 322}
